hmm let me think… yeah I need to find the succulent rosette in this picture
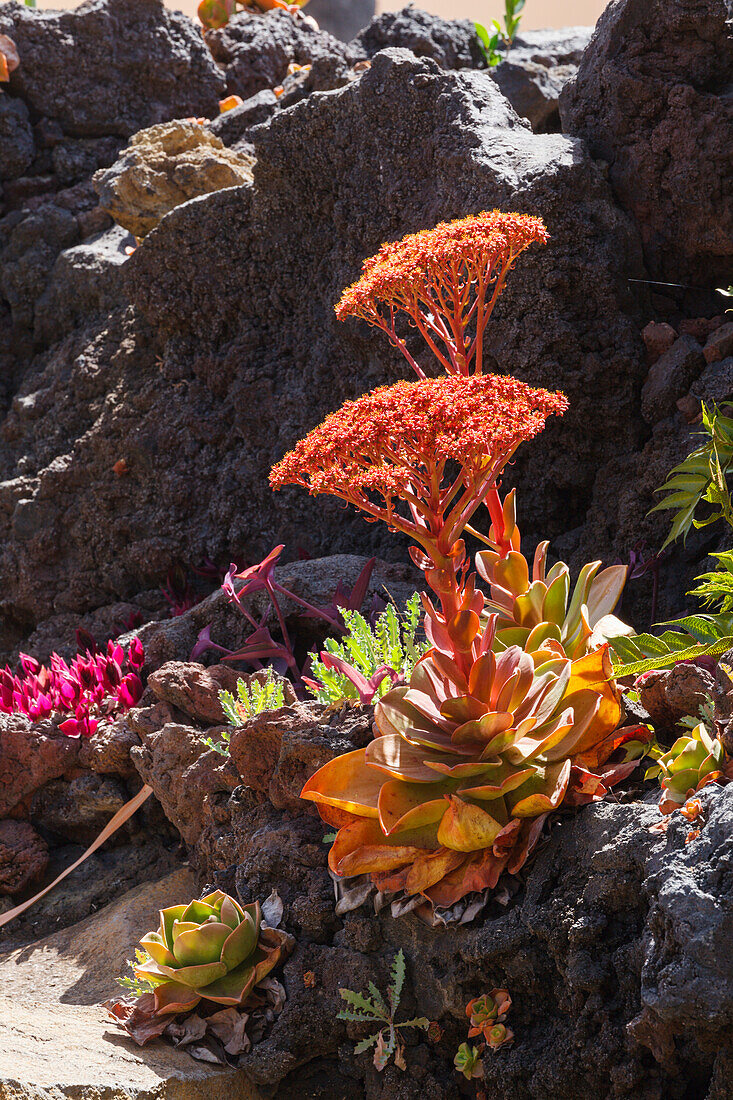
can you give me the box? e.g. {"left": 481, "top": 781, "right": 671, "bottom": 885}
{"left": 134, "top": 890, "right": 287, "bottom": 1016}
{"left": 475, "top": 489, "right": 630, "bottom": 660}
{"left": 650, "top": 723, "right": 733, "bottom": 815}
{"left": 466, "top": 989, "right": 511, "bottom": 1039}
{"left": 303, "top": 615, "right": 646, "bottom": 908}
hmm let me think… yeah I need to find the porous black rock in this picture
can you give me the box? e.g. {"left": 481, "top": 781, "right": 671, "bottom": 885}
{"left": 0, "top": 0, "right": 225, "bottom": 138}
{"left": 561, "top": 0, "right": 733, "bottom": 289}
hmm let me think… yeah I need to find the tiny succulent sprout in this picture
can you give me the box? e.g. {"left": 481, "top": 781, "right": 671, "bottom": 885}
{"left": 130, "top": 890, "right": 289, "bottom": 1017}
{"left": 486, "top": 1022, "right": 513, "bottom": 1051}
{"left": 454, "top": 1042, "right": 484, "bottom": 1080}
{"left": 0, "top": 35, "right": 19, "bottom": 83}
{"left": 466, "top": 989, "right": 511, "bottom": 1040}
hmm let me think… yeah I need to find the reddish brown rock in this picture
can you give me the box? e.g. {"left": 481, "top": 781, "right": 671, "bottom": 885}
{"left": 78, "top": 716, "right": 141, "bottom": 778}
{"left": 0, "top": 819, "right": 49, "bottom": 896}
{"left": 148, "top": 662, "right": 248, "bottom": 726}
{"left": 703, "top": 322, "right": 733, "bottom": 365}
{"left": 638, "top": 663, "right": 715, "bottom": 735}
{"left": 130, "top": 722, "right": 239, "bottom": 845}
{"left": 229, "top": 701, "right": 374, "bottom": 812}
{"left": 0, "top": 715, "right": 79, "bottom": 818}
{"left": 679, "top": 316, "right": 724, "bottom": 341}
{"left": 641, "top": 321, "right": 677, "bottom": 366}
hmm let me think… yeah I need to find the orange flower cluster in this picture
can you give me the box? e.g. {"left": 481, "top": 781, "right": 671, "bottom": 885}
{"left": 270, "top": 374, "right": 566, "bottom": 507}
{"left": 335, "top": 211, "right": 549, "bottom": 376}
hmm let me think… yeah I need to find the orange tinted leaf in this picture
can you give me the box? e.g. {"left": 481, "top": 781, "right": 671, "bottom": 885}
{"left": 300, "top": 748, "right": 381, "bottom": 818}
{"left": 437, "top": 796, "right": 503, "bottom": 851}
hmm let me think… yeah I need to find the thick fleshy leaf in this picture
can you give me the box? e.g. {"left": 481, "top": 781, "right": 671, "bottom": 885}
{"left": 221, "top": 912, "right": 258, "bottom": 969}
{"left": 468, "top": 652, "right": 496, "bottom": 703}
{"left": 173, "top": 922, "right": 231, "bottom": 967}
{"left": 366, "top": 734, "right": 443, "bottom": 781}
{"left": 199, "top": 890, "right": 227, "bottom": 911}
{"left": 152, "top": 980, "right": 202, "bottom": 1016}
{"left": 585, "top": 565, "right": 627, "bottom": 625}
{"left": 181, "top": 899, "right": 218, "bottom": 924}
{"left": 448, "top": 610, "right": 481, "bottom": 651}
{"left": 404, "top": 846, "right": 466, "bottom": 895}
{"left": 509, "top": 760, "right": 571, "bottom": 817}
{"left": 440, "top": 696, "right": 486, "bottom": 724}
{"left": 301, "top": 748, "right": 382, "bottom": 817}
{"left": 140, "top": 931, "right": 176, "bottom": 968}
{"left": 171, "top": 920, "right": 199, "bottom": 943}
{"left": 452, "top": 711, "right": 514, "bottom": 747}
{"left": 493, "top": 552, "right": 529, "bottom": 599}
{"left": 564, "top": 646, "right": 621, "bottom": 751}
{"left": 462, "top": 766, "right": 535, "bottom": 800}
{"left": 378, "top": 779, "right": 449, "bottom": 835}
{"left": 542, "top": 569, "right": 570, "bottom": 625}
{"left": 160, "top": 904, "right": 187, "bottom": 951}
{"left": 437, "top": 796, "right": 504, "bottom": 852}
{"left": 330, "top": 817, "right": 437, "bottom": 877}
{"left": 199, "top": 961, "right": 257, "bottom": 1006}
{"left": 219, "top": 895, "right": 244, "bottom": 929}
{"left": 156, "top": 960, "right": 228, "bottom": 988}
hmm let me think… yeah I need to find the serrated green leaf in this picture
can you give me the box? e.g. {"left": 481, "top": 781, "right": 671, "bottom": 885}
{"left": 353, "top": 1033, "right": 381, "bottom": 1055}
{"left": 337, "top": 1009, "right": 383, "bottom": 1023}
{"left": 339, "top": 988, "right": 379, "bottom": 1016}
{"left": 397, "top": 1016, "right": 430, "bottom": 1030}
{"left": 388, "top": 949, "right": 406, "bottom": 1015}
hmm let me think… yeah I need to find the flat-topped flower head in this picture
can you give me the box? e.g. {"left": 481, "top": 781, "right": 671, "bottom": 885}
{"left": 335, "top": 211, "right": 549, "bottom": 377}
{"left": 270, "top": 374, "right": 565, "bottom": 501}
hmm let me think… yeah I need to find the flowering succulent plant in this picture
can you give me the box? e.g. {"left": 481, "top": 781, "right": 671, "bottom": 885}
{"left": 647, "top": 722, "right": 733, "bottom": 814}
{"left": 131, "top": 890, "right": 288, "bottom": 1016}
{"left": 270, "top": 215, "right": 645, "bottom": 910}
{"left": 475, "top": 488, "right": 631, "bottom": 659}
{"left": 0, "top": 638, "right": 144, "bottom": 737}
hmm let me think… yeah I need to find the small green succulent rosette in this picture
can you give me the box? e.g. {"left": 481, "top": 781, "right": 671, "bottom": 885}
{"left": 134, "top": 889, "right": 285, "bottom": 1016}
{"left": 649, "top": 722, "right": 733, "bottom": 814}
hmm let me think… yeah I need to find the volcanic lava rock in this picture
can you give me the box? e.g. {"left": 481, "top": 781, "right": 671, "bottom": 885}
{"left": 352, "top": 6, "right": 485, "bottom": 69}
{"left": 0, "top": 715, "right": 79, "bottom": 818}
{"left": 561, "top": 0, "right": 733, "bottom": 288}
{"left": 0, "top": 819, "right": 48, "bottom": 895}
{"left": 0, "top": 0, "right": 225, "bottom": 138}
{"left": 205, "top": 8, "right": 356, "bottom": 100}
{"left": 94, "top": 122, "right": 256, "bottom": 239}
{"left": 0, "top": 94, "right": 34, "bottom": 181}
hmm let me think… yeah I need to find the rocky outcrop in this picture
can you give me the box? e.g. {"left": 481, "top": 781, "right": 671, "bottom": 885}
{"left": 0, "top": 716, "right": 79, "bottom": 818}
{"left": 94, "top": 122, "right": 255, "bottom": 239}
{"left": 0, "top": 820, "right": 48, "bottom": 895}
{"left": 0, "top": 0, "right": 226, "bottom": 407}
{"left": 561, "top": 0, "right": 733, "bottom": 289}
{"left": 205, "top": 8, "right": 357, "bottom": 100}
{"left": 494, "top": 27, "right": 593, "bottom": 131}
{"left": 0, "top": 48, "right": 646, "bottom": 657}
{"left": 0, "top": 0, "right": 224, "bottom": 137}
{"left": 352, "top": 6, "right": 485, "bottom": 69}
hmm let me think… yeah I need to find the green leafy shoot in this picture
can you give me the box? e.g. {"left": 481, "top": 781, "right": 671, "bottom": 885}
{"left": 650, "top": 403, "right": 733, "bottom": 550}
{"left": 337, "top": 949, "right": 429, "bottom": 1072}
{"left": 476, "top": 0, "right": 525, "bottom": 65}
{"left": 454, "top": 1041, "right": 484, "bottom": 1080}
{"left": 609, "top": 613, "right": 733, "bottom": 677}
{"left": 206, "top": 669, "right": 286, "bottom": 755}
{"left": 688, "top": 551, "right": 733, "bottom": 612}
{"left": 306, "top": 595, "right": 428, "bottom": 705}
{"left": 115, "top": 949, "right": 158, "bottom": 997}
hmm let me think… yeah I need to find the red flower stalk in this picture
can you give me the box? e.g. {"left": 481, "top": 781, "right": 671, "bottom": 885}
{"left": 270, "top": 374, "right": 566, "bottom": 628}
{"left": 335, "top": 211, "right": 549, "bottom": 377}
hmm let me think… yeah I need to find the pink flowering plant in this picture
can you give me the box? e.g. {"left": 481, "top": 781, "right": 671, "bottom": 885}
{"left": 0, "top": 637, "right": 145, "bottom": 737}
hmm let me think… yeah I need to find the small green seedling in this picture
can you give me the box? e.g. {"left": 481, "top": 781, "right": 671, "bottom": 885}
{"left": 338, "top": 949, "right": 429, "bottom": 1071}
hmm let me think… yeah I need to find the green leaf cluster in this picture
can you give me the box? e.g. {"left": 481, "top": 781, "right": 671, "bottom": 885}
{"left": 610, "top": 613, "right": 733, "bottom": 677}
{"left": 307, "top": 595, "right": 428, "bottom": 704}
{"left": 206, "top": 669, "right": 286, "bottom": 755}
{"left": 115, "top": 949, "right": 157, "bottom": 997}
{"left": 476, "top": 0, "right": 526, "bottom": 65}
{"left": 651, "top": 403, "right": 733, "bottom": 550}
{"left": 337, "top": 950, "right": 429, "bottom": 1071}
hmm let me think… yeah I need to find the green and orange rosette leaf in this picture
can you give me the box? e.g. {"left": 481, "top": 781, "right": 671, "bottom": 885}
{"left": 132, "top": 890, "right": 289, "bottom": 1016}
{"left": 651, "top": 723, "right": 733, "bottom": 815}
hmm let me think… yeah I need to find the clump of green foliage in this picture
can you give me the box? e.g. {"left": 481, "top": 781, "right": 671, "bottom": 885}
{"left": 476, "top": 0, "right": 525, "bottom": 66}
{"left": 611, "top": 403, "right": 733, "bottom": 676}
{"left": 205, "top": 669, "right": 286, "bottom": 755}
{"left": 115, "top": 949, "right": 157, "bottom": 997}
{"left": 305, "top": 595, "right": 428, "bottom": 705}
{"left": 337, "top": 949, "right": 429, "bottom": 1072}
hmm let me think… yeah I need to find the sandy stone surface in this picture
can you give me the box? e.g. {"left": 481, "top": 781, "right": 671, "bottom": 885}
{"left": 0, "top": 866, "right": 263, "bottom": 1099}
